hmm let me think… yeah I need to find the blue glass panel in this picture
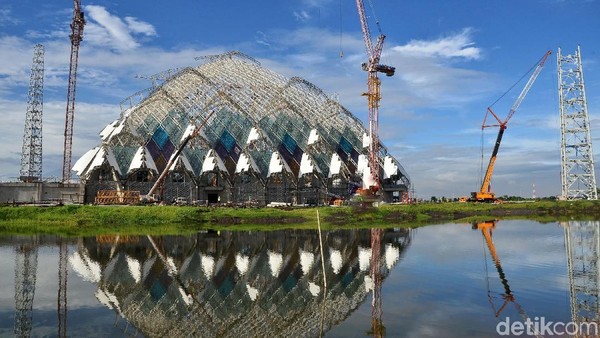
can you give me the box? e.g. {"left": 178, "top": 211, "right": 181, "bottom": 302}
{"left": 162, "top": 140, "right": 175, "bottom": 160}
{"left": 339, "top": 136, "right": 353, "bottom": 155}
{"left": 293, "top": 147, "right": 303, "bottom": 164}
{"left": 337, "top": 148, "right": 348, "bottom": 162}
{"left": 282, "top": 133, "right": 297, "bottom": 154}
{"left": 146, "top": 139, "right": 161, "bottom": 161}
{"left": 215, "top": 142, "right": 228, "bottom": 162}
{"left": 351, "top": 149, "right": 359, "bottom": 163}
{"left": 152, "top": 126, "right": 170, "bottom": 150}
{"left": 277, "top": 144, "right": 293, "bottom": 164}
{"left": 220, "top": 130, "right": 236, "bottom": 153}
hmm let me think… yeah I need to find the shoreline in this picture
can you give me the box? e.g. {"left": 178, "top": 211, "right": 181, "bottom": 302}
{"left": 0, "top": 200, "right": 598, "bottom": 236}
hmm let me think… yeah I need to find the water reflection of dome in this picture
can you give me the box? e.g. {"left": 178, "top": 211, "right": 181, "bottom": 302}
{"left": 70, "top": 229, "right": 411, "bottom": 337}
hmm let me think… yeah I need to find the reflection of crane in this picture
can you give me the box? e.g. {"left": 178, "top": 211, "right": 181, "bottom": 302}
{"left": 367, "top": 228, "right": 385, "bottom": 337}
{"left": 355, "top": 0, "right": 395, "bottom": 193}
{"left": 62, "top": 0, "right": 85, "bottom": 183}
{"left": 473, "top": 221, "right": 541, "bottom": 337}
{"left": 562, "top": 221, "right": 600, "bottom": 335}
{"left": 14, "top": 239, "right": 38, "bottom": 337}
{"left": 469, "top": 51, "right": 551, "bottom": 202}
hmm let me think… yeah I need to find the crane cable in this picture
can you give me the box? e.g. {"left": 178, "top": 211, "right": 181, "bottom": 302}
{"left": 339, "top": 0, "right": 343, "bottom": 58}
{"left": 488, "top": 53, "right": 547, "bottom": 110}
{"left": 479, "top": 52, "right": 547, "bottom": 190}
{"left": 367, "top": 0, "right": 383, "bottom": 35}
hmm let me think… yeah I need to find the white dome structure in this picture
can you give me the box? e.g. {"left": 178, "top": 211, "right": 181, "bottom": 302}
{"left": 73, "top": 51, "right": 410, "bottom": 204}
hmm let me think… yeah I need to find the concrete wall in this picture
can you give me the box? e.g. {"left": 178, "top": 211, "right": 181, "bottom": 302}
{"left": 0, "top": 182, "right": 85, "bottom": 204}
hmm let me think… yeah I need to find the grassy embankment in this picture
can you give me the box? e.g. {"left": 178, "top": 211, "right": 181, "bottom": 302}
{"left": 0, "top": 200, "right": 599, "bottom": 236}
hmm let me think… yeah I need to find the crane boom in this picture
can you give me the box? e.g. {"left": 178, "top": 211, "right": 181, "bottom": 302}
{"left": 471, "top": 51, "right": 551, "bottom": 202}
{"left": 62, "top": 0, "right": 85, "bottom": 183}
{"left": 504, "top": 51, "right": 552, "bottom": 126}
{"left": 144, "top": 110, "right": 215, "bottom": 201}
{"left": 356, "top": 0, "right": 375, "bottom": 63}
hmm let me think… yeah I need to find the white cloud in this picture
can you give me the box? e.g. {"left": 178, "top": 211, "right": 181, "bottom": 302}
{"left": 393, "top": 28, "right": 482, "bottom": 60}
{"left": 294, "top": 10, "right": 311, "bottom": 22}
{"left": 84, "top": 5, "right": 156, "bottom": 51}
{"left": 300, "top": 0, "right": 333, "bottom": 8}
{"left": 0, "top": 8, "right": 20, "bottom": 26}
{"left": 124, "top": 17, "right": 156, "bottom": 36}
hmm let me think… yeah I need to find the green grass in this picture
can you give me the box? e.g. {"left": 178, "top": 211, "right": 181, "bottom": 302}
{"left": 0, "top": 200, "right": 598, "bottom": 236}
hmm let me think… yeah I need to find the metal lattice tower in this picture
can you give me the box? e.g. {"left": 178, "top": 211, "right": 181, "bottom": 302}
{"left": 14, "top": 239, "right": 39, "bottom": 337}
{"left": 558, "top": 46, "right": 598, "bottom": 200}
{"left": 19, "top": 44, "right": 44, "bottom": 183}
{"left": 563, "top": 221, "right": 600, "bottom": 330}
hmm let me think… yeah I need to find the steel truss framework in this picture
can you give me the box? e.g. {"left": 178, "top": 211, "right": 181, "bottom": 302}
{"left": 14, "top": 239, "right": 38, "bottom": 337}
{"left": 20, "top": 44, "right": 44, "bottom": 182}
{"left": 74, "top": 51, "right": 411, "bottom": 204}
{"left": 558, "top": 46, "right": 598, "bottom": 200}
{"left": 563, "top": 221, "right": 600, "bottom": 329}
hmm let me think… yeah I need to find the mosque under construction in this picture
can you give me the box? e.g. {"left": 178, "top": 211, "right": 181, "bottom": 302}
{"left": 72, "top": 51, "right": 411, "bottom": 205}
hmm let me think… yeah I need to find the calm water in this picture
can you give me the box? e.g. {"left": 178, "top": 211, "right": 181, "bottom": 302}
{"left": 0, "top": 220, "right": 595, "bottom": 337}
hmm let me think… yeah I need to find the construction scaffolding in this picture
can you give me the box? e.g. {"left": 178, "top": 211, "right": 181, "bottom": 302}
{"left": 73, "top": 51, "right": 411, "bottom": 205}
{"left": 14, "top": 238, "right": 38, "bottom": 337}
{"left": 563, "top": 221, "right": 600, "bottom": 334}
{"left": 558, "top": 46, "right": 598, "bottom": 200}
{"left": 20, "top": 44, "right": 44, "bottom": 183}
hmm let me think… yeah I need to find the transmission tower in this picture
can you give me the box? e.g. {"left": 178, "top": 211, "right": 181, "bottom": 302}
{"left": 19, "top": 44, "right": 44, "bottom": 183}
{"left": 563, "top": 221, "right": 600, "bottom": 329}
{"left": 558, "top": 46, "right": 598, "bottom": 200}
{"left": 62, "top": 0, "right": 85, "bottom": 183}
{"left": 14, "top": 238, "right": 39, "bottom": 337}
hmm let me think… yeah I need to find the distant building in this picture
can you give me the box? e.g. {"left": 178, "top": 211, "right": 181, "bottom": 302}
{"left": 73, "top": 51, "right": 410, "bottom": 205}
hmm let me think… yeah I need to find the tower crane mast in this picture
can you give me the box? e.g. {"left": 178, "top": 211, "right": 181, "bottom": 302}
{"left": 470, "top": 50, "right": 551, "bottom": 202}
{"left": 355, "top": 0, "right": 395, "bottom": 192}
{"left": 355, "top": 1, "right": 392, "bottom": 336}
{"left": 62, "top": 0, "right": 85, "bottom": 183}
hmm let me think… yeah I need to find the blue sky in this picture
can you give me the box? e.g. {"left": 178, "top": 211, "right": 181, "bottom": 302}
{"left": 0, "top": 0, "right": 599, "bottom": 198}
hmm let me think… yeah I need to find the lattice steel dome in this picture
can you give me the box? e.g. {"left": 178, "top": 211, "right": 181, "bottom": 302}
{"left": 73, "top": 51, "right": 410, "bottom": 204}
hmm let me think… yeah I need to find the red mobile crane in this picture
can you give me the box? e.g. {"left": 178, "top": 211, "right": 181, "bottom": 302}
{"left": 62, "top": 0, "right": 85, "bottom": 183}
{"left": 355, "top": 0, "right": 395, "bottom": 193}
{"left": 469, "top": 51, "right": 551, "bottom": 202}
